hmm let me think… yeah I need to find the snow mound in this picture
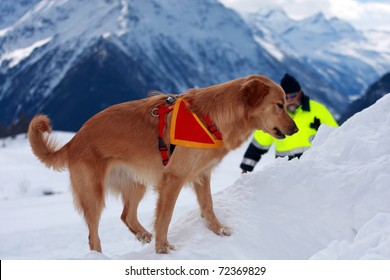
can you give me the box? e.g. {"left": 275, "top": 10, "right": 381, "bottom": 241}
{"left": 1, "top": 95, "right": 390, "bottom": 259}
{"left": 311, "top": 213, "right": 390, "bottom": 259}
{"left": 118, "top": 94, "right": 390, "bottom": 259}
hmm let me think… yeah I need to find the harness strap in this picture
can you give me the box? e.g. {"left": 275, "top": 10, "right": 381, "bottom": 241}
{"left": 154, "top": 101, "right": 175, "bottom": 166}
{"left": 203, "top": 115, "right": 222, "bottom": 140}
{"left": 152, "top": 96, "right": 222, "bottom": 166}
{"left": 187, "top": 99, "right": 222, "bottom": 141}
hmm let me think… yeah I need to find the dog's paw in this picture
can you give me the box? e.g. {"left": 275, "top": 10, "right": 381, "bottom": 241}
{"left": 218, "top": 225, "right": 232, "bottom": 236}
{"left": 156, "top": 242, "right": 176, "bottom": 254}
{"left": 136, "top": 232, "right": 152, "bottom": 244}
{"left": 208, "top": 223, "right": 232, "bottom": 237}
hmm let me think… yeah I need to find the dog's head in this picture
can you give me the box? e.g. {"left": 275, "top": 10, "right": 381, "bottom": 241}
{"left": 241, "top": 75, "right": 298, "bottom": 139}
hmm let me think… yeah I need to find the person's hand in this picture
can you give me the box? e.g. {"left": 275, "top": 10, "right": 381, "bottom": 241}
{"left": 241, "top": 169, "right": 248, "bottom": 174}
{"left": 310, "top": 117, "right": 321, "bottom": 131}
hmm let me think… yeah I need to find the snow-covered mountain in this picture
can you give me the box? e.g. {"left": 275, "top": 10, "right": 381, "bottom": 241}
{"left": 1, "top": 1, "right": 389, "bottom": 133}
{"left": 0, "top": 0, "right": 281, "bottom": 131}
{"left": 0, "top": 0, "right": 40, "bottom": 29}
{"left": 249, "top": 9, "right": 364, "bottom": 56}
{"left": 340, "top": 72, "right": 390, "bottom": 123}
{"left": 242, "top": 8, "right": 390, "bottom": 115}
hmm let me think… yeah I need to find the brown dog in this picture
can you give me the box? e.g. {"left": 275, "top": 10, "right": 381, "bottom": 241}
{"left": 28, "top": 74, "right": 298, "bottom": 254}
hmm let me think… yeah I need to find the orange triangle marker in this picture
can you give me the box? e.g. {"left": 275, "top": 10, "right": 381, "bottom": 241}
{"left": 170, "top": 99, "right": 223, "bottom": 149}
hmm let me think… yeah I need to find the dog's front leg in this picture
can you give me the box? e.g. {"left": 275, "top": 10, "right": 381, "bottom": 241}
{"left": 154, "top": 172, "right": 184, "bottom": 254}
{"left": 193, "top": 173, "right": 232, "bottom": 236}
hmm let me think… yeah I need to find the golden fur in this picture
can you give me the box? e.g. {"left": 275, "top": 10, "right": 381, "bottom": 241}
{"left": 28, "top": 74, "right": 297, "bottom": 254}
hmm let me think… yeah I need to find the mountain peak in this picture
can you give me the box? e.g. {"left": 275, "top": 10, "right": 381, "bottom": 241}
{"left": 0, "top": 0, "right": 280, "bottom": 133}
{"left": 263, "top": 7, "right": 290, "bottom": 19}
{"left": 307, "top": 11, "right": 326, "bottom": 22}
{"left": 247, "top": 7, "right": 291, "bottom": 22}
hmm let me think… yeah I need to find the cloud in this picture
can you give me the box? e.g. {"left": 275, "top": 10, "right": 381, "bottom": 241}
{"left": 327, "top": 0, "right": 390, "bottom": 30}
{"left": 353, "top": 2, "right": 390, "bottom": 31}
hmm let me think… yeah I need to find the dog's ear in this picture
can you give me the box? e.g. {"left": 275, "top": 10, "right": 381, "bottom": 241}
{"left": 240, "top": 77, "right": 270, "bottom": 107}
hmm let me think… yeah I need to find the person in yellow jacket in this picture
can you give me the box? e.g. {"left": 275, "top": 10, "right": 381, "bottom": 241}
{"left": 240, "top": 73, "right": 338, "bottom": 173}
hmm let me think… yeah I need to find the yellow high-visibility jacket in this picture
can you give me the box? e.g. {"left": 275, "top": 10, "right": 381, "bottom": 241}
{"left": 240, "top": 94, "right": 338, "bottom": 171}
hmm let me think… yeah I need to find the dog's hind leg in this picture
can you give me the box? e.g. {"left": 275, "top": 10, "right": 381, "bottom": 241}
{"left": 193, "top": 172, "right": 231, "bottom": 236}
{"left": 70, "top": 163, "right": 105, "bottom": 253}
{"left": 120, "top": 183, "right": 152, "bottom": 244}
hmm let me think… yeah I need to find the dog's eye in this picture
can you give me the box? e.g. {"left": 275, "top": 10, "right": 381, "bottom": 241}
{"left": 277, "top": 103, "right": 284, "bottom": 109}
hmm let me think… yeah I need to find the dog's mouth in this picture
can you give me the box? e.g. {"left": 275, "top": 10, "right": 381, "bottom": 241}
{"left": 273, "top": 127, "right": 286, "bottom": 139}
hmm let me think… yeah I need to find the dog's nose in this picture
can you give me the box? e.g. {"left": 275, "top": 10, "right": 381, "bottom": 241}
{"left": 287, "top": 124, "right": 299, "bottom": 136}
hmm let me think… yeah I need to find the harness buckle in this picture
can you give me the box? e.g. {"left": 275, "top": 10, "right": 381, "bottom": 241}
{"left": 158, "top": 138, "right": 168, "bottom": 151}
{"left": 151, "top": 107, "right": 159, "bottom": 117}
{"left": 208, "top": 123, "right": 218, "bottom": 133}
{"left": 166, "top": 95, "right": 176, "bottom": 105}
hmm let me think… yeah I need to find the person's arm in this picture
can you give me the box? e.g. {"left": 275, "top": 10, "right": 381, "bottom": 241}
{"left": 320, "top": 106, "right": 338, "bottom": 127}
{"left": 240, "top": 130, "right": 273, "bottom": 173}
{"left": 310, "top": 102, "right": 339, "bottom": 130}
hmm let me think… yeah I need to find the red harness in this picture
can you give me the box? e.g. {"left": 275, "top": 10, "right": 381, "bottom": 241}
{"left": 151, "top": 96, "right": 222, "bottom": 166}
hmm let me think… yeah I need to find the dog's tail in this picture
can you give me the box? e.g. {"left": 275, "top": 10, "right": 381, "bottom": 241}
{"left": 28, "top": 115, "right": 68, "bottom": 171}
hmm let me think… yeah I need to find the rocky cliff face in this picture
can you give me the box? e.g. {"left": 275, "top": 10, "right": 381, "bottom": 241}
{"left": 340, "top": 72, "right": 390, "bottom": 123}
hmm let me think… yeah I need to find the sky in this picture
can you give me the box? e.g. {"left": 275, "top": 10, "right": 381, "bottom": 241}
{"left": 219, "top": 0, "right": 390, "bottom": 32}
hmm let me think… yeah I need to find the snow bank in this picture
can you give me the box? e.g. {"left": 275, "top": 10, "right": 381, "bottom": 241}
{"left": 1, "top": 95, "right": 390, "bottom": 259}
{"left": 120, "top": 94, "right": 390, "bottom": 259}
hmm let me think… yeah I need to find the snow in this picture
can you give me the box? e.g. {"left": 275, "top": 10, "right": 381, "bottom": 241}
{"left": 1, "top": 94, "right": 390, "bottom": 260}
{"left": 242, "top": 7, "right": 390, "bottom": 79}
{"left": 311, "top": 213, "right": 390, "bottom": 260}
{"left": 0, "top": 0, "right": 260, "bottom": 74}
{"left": 253, "top": 35, "right": 285, "bottom": 61}
{"left": 0, "top": 37, "right": 52, "bottom": 68}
